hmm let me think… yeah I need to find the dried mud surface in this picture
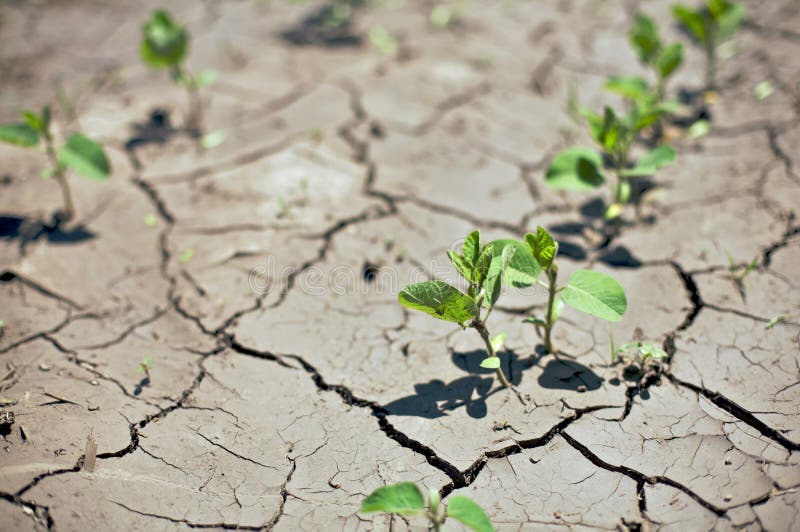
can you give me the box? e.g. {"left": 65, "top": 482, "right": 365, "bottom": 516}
{"left": 1, "top": 0, "right": 799, "bottom": 530}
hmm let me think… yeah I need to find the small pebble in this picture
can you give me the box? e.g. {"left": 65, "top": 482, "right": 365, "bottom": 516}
{"left": 90, "top": 380, "right": 99, "bottom": 386}
{"left": 723, "top": 495, "right": 732, "bottom": 502}
{"left": 577, "top": 385, "right": 587, "bottom": 393}
{"left": 724, "top": 458, "right": 732, "bottom": 465}
{"left": 38, "top": 363, "right": 50, "bottom": 372}
{"left": 554, "top": 511, "right": 562, "bottom": 519}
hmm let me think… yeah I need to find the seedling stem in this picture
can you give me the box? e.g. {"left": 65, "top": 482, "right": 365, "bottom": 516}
{"left": 42, "top": 128, "right": 75, "bottom": 221}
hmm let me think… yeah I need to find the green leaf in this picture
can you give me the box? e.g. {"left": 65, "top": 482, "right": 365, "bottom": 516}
{"left": 600, "top": 107, "right": 620, "bottom": 152}
{"left": 480, "top": 357, "right": 501, "bottom": 369}
{"left": 490, "top": 332, "right": 506, "bottom": 353}
{"left": 562, "top": 270, "right": 627, "bottom": 322}
{"left": 22, "top": 111, "right": 45, "bottom": 133}
{"left": 0, "top": 123, "right": 39, "bottom": 147}
{"left": 544, "top": 148, "right": 605, "bottom": 191}
{"left": 754, "top": 80, "right": 774, "bottom": 100}
{"left": 57, "top": 133, "right": 111, "bottom": 180}
{"left": 687, "top": 119, "right": 711, "bottom": 139}
{"left": 605, "top": 76, "right": 650, "bottom": 101}
{"left": 765, "top": 315, "right": 790, "bottom": 330}
{"left": 656, "top": 43, "right": 683, "bottom": 79}
{"left": 448, "top": 250, "right": 474, "bottom": 284}
{"left": 201, "top": 130, "right": 226, "bottom": 149}
{"left": 714, "top": 1, "right": 745, "bottom": 41}
{"left": 621, "top": 145, "right": 676, "bottom": 177}
{"left": 525, "top": 226, "right": 557, "bottom": 270}
{"left": 360, "top": 482, "right": 426, "bottom": 515}
{"left": 630, "top": 14, "right": 661, "bottom": 65}
{"left": 473, "top": 244, "right": 494, "bottom": 287}
{"left": 446, "top": 496, "right": 494, "bottom": 532}
{"left": 484, "top": 239, "right": 541, "bottom": 307}
{"left": 604, "top": 203, "right": 624, "bottom": 220}
{"left": 193, "top": 69, "right": 217, "bottom": 88}
{"left": 369, "top": 26, "right": 397, "bottom": 55}
{"left": 140, "top": 10, "right": 188, "bottom": 69}
{"left": 463, "top": 230, "right": 481, "bottom": 267}
{"left": 581, "top": 108, "right": 604, "bottom": 143}
{"left": 399, "top": 281, "right": 478, "bottom": 325}
{"left": 672, "top": 5, "right": 707, "bottom": 43}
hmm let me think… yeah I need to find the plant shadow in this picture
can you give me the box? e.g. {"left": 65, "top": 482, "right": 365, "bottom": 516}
{"left": 280, "top": 4, "right": 363, "bottom": 47}
{"left": 537, "top": 359, "right": 603, "bottom": 392}
{"left": 383, "top": 349, "right": 535, "bottom": 419}
{"left": 0, "top": 214, "right": 95, "bottom": 253}
{"left": 125, "top": 109, "right": 177, "bottom": 158}
{"left": 133, "top": 376, "right": 151, "bottom": 396}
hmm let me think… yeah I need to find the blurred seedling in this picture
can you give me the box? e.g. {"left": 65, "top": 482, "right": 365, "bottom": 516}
{"left": 611, "top": 331, "right": 667, "bottom": 381}
{"left": 360, "top": 482, "right": 494, "bottom": 532}
{"left": 140, "top": 10, "right": 218, "bottom": 141}
{"left": 399, "top": 231, "right": 538, "bottom": 401}
{"left": 672, "top": 0, "right": 745, "bottom": 90}
{"left": 0, "top": 106, "right": 111, "bottom": 222}
{"left": 765, "top": 315, "right": 791, "bottom": 330}
{"left": 523, "top": 227, "right": 627, "bottom": 354}
{"left": 544, "top": 103, "right": 676, "bottom": 220}
{"left": 137, "top": 357, "right": 153, "bottom": 381}
{"left": 726, "top": 253, "right": 758, "bottom": 300}
{"left": 624, "top": 14, "right": 684, "bottom": 102}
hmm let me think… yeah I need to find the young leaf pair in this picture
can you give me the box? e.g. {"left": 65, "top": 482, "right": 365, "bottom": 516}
{"left": 0, "top": 106, "right": 111, "bottom": 221}
{"left": 398, "top": 228, "right": 627, "bottom": 390}
{"left": 398, "top": 231, "right": 534, "bottom": 392}
{"left": 545, "top": 105, "right": 676, "bottom": 220}
{"left": 360, "top": 482, "right": 493, "bottom": 532}
{"left": 141, "top": 10, "right": 216, "bottom": 139}
{"left": 524, "top": 227, "right": 627, "bottom": 354}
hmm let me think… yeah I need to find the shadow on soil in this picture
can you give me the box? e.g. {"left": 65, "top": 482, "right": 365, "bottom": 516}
{"left": 280, "top": 3, "right": 364, "bottom": 47}
{"left": 537, "top": 359, "right": 603, "bottom": 392}
{"left": 0, "top": 214, "right": 95, "bottom": 253}
{"left": 383, "top": 349, "right": 533, "bottom": 419}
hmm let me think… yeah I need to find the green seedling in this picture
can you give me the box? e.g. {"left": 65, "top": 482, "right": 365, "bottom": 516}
{"left": 523, "top": 227, "right": 627, "bottom": 353}
{"left": 140, "top": 10, "right": 216, "bottom": 138}
{"left": 399, "top": 231, "right": 539, "bottom": 394}
{"left": 360, "top": 482, "right": 493, "bottom": 532}
{"left": 0, "top": 106, "right": 111, "bottom": 222}
{"left": 369, "top": 26, "right": 397, "bottom": 55}
{"left": 545, "top": 104, "right": 676, "bottom": 220}
{"left": 672, "top": 0, "right": 745, "bottom": 90}
{"left": 765, "top": 315, "right": 791, "bottom": 330}
{"left": 623, "top": 14, "right": 684, "bottom": 102}
{"left": 611, "top": 334, "right": 667, "bottom": 381}
{"left": 137, "top": 356, "right": 153, "bottom": 381}
{"left": 727, "top": 253, "right": 758, "bottom": 300}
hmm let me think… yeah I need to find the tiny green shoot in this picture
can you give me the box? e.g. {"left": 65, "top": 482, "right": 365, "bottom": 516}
{"left": 765, "top": 315, "right": 790, "bottom": 330}
{"left": 179, "top": 248, "right": 195, "bottom": 263}
{"left": 369, "top": 26, "right": 397, "bottom": 55}
{"left": 144, "top": 214, "right": 158, "bottom": 227}
{"left": 360, "top": 482, "right": 494, "bottom": 532}
{"left": 399, "top": 231, "right": 536, "bottom": 399}
{"left": 727, "top": 253, "right": 758, "bottom": 300}
{"left": 754, "top": 80, "right": 774, "bottom": 101}
{"left": 140, "top": 9, "right": 215, "bottom": 138}
{"left": 137, "top": 356, "right": 153, "bottom": 381}
{"left": 523, "top": 227, "right": 627, "bottom": 353}
{"left": 672, "top": 0, "right": 745, "bottom": 90}
{"left": 611, "top": 333, "right": 667, "bottom": 381}
{"left": 0, "top": 106, "right": 111, "bottom": 221}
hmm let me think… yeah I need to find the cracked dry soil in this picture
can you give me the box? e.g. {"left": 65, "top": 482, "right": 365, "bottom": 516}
{"left": 1, "top": 0, "right": 799, "bottom": 530}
